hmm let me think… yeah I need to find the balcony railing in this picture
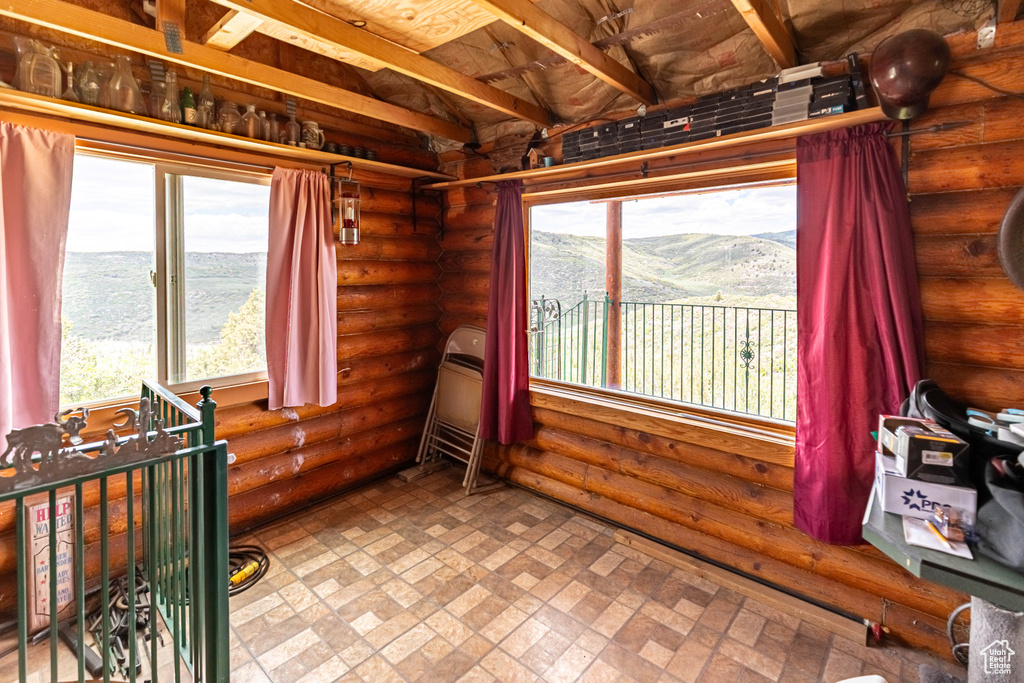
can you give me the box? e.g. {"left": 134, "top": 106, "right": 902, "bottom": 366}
{"left": 531, "top": 294, "right": 797, "bottom": 423}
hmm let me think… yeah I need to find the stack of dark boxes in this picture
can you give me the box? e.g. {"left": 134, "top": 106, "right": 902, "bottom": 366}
{"left": 562, "top": 129, "right": 582, "bottom": 164}
{"left": 560, "top": 60, "right": 865, "bottom": 163}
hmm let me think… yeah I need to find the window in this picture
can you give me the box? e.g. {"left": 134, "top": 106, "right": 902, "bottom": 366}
{"left": 60, "top": 152, "right": 271, "bottom": 406}
{"left": 528, "top": 182, "right": 797, "bottom": 423}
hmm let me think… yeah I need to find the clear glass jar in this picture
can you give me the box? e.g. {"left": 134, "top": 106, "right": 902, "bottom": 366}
{"left": 14, "top": 37, "right": 61, "bottom": 98}
{"left": 218, "top": 101, "right": 241, "bottom": 135}
{"left": 76, "top": 61, "right": 101, "bottom": 106}
{"left": 241, "top": 103, "right": 259, "bottom": 139}
{"left": 107, "top": 55, "right": 147, "bottom": 115}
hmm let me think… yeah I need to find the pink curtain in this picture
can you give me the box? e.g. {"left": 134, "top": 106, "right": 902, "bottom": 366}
{"left": 0, "top": 123, "right": 75, "bottom": 451}
{"left": 266, "top": 168, "right": 337, "bottom": 410}
{"left": 794, "top": 123, "right": 924, "bottom": 545}
{"left": 480, "top": 180, "right": 533, "bottom": 444}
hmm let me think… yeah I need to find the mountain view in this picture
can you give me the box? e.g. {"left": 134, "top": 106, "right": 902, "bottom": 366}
{"left": 62, "top": 251, "right": 266, "bottom": 344}
{"left": 530, "top": 229, "right": 796, "bottom": 308}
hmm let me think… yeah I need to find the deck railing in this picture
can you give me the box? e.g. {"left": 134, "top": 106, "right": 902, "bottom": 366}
{"left": 531, "top": 295, "right": 797, "bottom": 423}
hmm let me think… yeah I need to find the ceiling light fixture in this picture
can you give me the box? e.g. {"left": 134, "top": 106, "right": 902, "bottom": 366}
{"left": 350, "top": 20, "right": 367, "bottom": 28}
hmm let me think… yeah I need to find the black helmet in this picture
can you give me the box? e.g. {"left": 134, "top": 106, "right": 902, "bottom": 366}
{"left": 869, "top": 29, "right": 951, "bottom": 120}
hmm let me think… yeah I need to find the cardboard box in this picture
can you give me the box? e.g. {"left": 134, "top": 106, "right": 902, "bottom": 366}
{"left": 895, "top": 424, "right": 970, "bottom": 486}
{"left": 874, "top": 451, "right": 976, "bottom": 521}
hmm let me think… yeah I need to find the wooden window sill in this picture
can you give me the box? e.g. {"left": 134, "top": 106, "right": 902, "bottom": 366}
{"left": 528, "top": 379, "right": 795, "bottom": 467}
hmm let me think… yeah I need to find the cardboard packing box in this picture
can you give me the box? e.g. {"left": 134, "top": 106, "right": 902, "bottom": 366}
{"left": 874, "top": 451, "right": 977, "bottom": 521}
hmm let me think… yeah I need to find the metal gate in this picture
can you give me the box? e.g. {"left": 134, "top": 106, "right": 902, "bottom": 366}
{"left": 0, "top": 381, "right": 230, "bottom": 682}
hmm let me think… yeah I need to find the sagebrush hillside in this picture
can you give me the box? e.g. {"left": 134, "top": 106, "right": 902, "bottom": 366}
{"left": 63, "top": 251, "right": 266, "bottom": 343}
{"left": 530, "top": 230, "right": 796, "bottom": 307}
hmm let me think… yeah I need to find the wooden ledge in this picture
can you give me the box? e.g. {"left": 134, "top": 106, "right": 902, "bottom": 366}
{"left": 0, "top": 89, "right": 453, "bottom": 180}
{"left": 421, "top": 107, "right": 885, "bottom": 190}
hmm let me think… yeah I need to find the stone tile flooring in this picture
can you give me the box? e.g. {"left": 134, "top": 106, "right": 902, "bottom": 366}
{"left": 228, "top": 467, "right": 967, "bottom": 683}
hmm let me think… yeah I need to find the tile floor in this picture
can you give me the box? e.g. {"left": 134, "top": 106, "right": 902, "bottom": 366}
{"left": 227, "top": 466, "right": 967, "bottom": 683}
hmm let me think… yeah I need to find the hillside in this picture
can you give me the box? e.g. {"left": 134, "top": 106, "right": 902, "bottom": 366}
{"left": 530, "top": 230, "right": 796, "bottom": 308}
{"left": 62, "top": 251, "right": 266, "bottom": 343}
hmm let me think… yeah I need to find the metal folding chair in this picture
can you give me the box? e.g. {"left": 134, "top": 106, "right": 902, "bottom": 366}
{"left": 414, "top": 325, "right": 499, "bottom": 494}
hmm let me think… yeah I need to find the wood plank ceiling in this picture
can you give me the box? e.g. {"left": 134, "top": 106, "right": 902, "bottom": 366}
{"left": 1, "top": 0, "right": 993, "bottom": 141}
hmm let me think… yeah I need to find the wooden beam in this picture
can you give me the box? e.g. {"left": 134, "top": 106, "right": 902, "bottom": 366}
{"left": 201, "top": 9, "right": 263, "bottom": 50}
{"left": 728, "top": 0, "right": 797, "bottom": 68}
{"left": 998, "top": 0, "right": 1024, "bottom": 23}
{"left": 0, "top": 0, "right": 471, "bottom": 142}
{"left": 208, "top": 0, "right": 552, "bottom": 127}
{"left": 156, "top": 0, "right": 186, "bottom": 53}
{"left": 605, "top": 201, "right": 622, "bottom": 390}
{"left": 465, "top": 0, "right": 655, "bottom": 105}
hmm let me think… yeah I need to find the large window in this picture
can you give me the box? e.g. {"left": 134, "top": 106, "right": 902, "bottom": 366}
{"left": 528, "top": 182, "right": 797, "bottom": 423}
{"left": 60, "top": 153, "right": 270, "bottom": 406}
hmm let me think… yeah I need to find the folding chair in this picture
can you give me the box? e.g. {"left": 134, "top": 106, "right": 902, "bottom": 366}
{"left": 414, "top": 325, "right": 500, "bottom": 494}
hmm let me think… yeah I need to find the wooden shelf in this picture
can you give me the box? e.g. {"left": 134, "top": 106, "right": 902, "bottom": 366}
{"left": 0, "top": 89, "right": 454, "bottom": 180}
{"left": 421, "top": 107, "right": 887, "bottom": 190}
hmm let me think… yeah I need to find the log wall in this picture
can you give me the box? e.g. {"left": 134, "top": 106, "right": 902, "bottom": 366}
{"left": 437, "top": 23, "right": 1024, "bottom": 659}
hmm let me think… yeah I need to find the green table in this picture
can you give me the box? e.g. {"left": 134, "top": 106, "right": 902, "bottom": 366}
{"left": 862, "top": 489, "right": 1024, "bottom": 611}
{"left": 862, "top": 489, "right": 1024, "bottom": 682}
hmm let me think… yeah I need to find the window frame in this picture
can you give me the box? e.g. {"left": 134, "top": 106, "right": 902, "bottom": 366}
{"left": 521, "top": 168, "right": 798, "bottom": 437}
{"left": 63, "top": 150, "right": 272, "bottom": 407}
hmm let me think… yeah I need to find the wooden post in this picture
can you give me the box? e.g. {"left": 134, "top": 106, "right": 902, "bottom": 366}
{"left": 606, "top": 200, "right": 622, "bottom": 389}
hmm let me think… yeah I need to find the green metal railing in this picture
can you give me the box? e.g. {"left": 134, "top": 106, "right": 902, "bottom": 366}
{"left": 532, "top": 296, "right": 797, "bottom": 423}
{"left": 2, "top": 381, "right": 230, "bottom": 682}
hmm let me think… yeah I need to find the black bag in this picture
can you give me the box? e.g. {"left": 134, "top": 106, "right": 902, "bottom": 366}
{"left": 901, "top": 379, "right": 1021, "bottom": 500}
{"left": 976, "top": 458, "right": 1024, "bottom": 572}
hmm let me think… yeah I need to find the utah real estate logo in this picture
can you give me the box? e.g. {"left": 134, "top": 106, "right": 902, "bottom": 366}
{"left": 980, "top": 639, "right": 1015, "bottom": 676}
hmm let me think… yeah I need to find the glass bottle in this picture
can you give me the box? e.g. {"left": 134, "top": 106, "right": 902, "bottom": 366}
{"left": 61, "top": 61, "right": 79, "bottom": 103}
{"left": 14, "top": 37, "right": 61, "bottom": 98}
{"left": 197, "top": 74, "right": 215, "bottom": 129}
{"left": 285, "top": 114, "right": 300, "bottom": 145}
{"left": 181, "top": 86, "right": 197, "bottom": 126}
{"left": 107, "top": 55, "right": 147, "bottom": 115}
{"left": 241, "top": 103, "right": 259, "bottom": 139}
{"left": 149, "top": 78, "right": 166, "bottom": 120}
{"left": 160, "top": 70, "right": 181, "bottom": 123}
{"left": 258, "top": 110, "right": 270, "bottom": 141}
{"left": 75, "top": 61, "right": 101, "bottom": 106}
{"left": 217, "top": 101, "right": 241, "bottom": 135}
{"left": 269, "top": 114, "right": 280, "bottom": 144}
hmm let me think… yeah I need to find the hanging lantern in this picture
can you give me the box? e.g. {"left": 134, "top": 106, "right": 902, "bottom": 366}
{"left": 334, "top": 177, "right": 361, "bottom": 245}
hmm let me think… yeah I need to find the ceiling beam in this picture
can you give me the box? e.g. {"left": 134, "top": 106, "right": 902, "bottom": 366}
{"left": 0, "top": 0, "right": 471, "bottom": 142}
{"left": 727, "top": 0, "right": 797, "bottom": 68}
{"left": 208, "top": 0, "right": 553, "bottom": 127}
{"left": 156, "top": 0, "right": 186, "bottom": 53}
{"left": 201, "top": 9, "right": 264, "bottom": 50}
{"left": 998, "top": 0, "right": 1024, "bottom": 23}
{"left": 465, "top": 0, "right": 655, "bottom": 105}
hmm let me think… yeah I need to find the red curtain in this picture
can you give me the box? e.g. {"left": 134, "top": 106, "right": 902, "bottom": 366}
{"left": 480, "top": 180, "right": 533, "bottom": 444}
{"left": 266, "top": 168, "right": 337, "bottom": 411}
{"left": 794, "top": 123, "right": 923, "bottom": 545}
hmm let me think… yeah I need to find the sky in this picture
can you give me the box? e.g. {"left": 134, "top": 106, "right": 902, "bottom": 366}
{"left": 66, "top": 154, "right": 270, "bottom": 253}
{"left": 530, "top": 184, "right": 796, "bottom": 239}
